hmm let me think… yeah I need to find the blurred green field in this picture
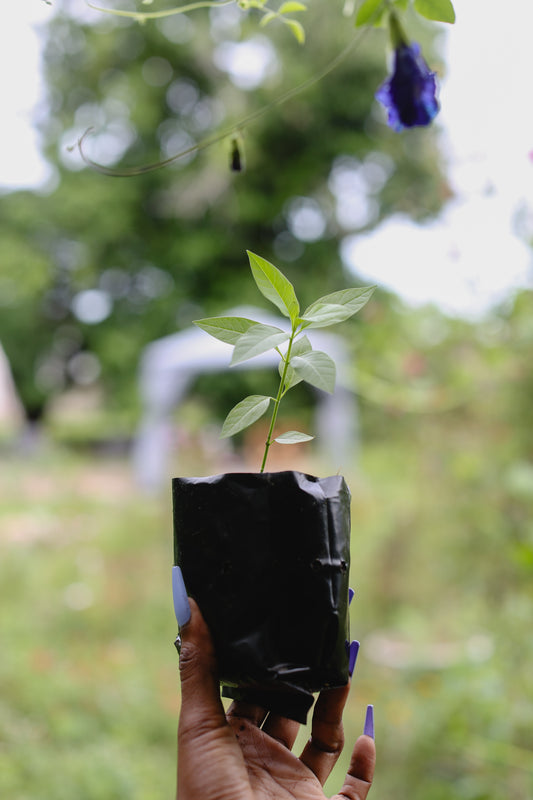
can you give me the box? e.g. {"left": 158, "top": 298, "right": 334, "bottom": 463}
{"left": 2, "top": 352, "right": 532, "bottom": 800}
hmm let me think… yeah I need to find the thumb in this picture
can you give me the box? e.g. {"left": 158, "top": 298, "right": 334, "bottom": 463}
{"left": 178, "top": 597, "right": 227, "bottom": 734}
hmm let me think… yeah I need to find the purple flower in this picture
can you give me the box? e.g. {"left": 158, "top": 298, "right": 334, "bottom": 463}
{"left": 376, "top": 42, "right": 439, "bottom": 132}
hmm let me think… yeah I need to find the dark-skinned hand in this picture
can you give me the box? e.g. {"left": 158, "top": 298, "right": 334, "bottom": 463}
{"left": 176, "top": 599, "right": 375, "bottom": 800}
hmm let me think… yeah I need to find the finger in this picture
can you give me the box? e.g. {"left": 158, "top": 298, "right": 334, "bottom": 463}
{"left": 261, "top": 713, "right": 300, "bottom": 750}
{"left": 177, "top": 598, "right": 227, "bottom": 737}
{"left": 334, "top": 733, "right": 375, "bottom": 800}
{"left": 299, "top": 683, "right": 350, "bottom": 784}
{"left": 176, "top": 598, "right": 253, "bottom": 800}
{"left": 227, "top": 700, "right": 269, "bottom": 728}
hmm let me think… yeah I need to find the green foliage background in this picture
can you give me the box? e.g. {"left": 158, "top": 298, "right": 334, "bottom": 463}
{"left": 0, "top": 0, "right": 446, "bottom": 420}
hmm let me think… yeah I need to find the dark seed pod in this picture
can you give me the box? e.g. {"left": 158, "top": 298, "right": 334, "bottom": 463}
{"left": 230, "top": 136, "right": 245, "bottom": 173}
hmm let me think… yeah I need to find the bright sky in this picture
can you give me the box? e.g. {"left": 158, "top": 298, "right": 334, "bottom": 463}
{"left": 0, "top": 2, "right": 54, "bottom": 190}
{"left": 2, "top": 0, "right": 533, "bottom": 317}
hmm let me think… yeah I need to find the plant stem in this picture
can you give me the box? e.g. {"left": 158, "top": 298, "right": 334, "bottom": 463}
{"left": 259, "top": 327, "right": 296, "bottom": 473}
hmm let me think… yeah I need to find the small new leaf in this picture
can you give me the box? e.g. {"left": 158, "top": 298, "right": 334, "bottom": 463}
{"left": 231, "top": 323, "right": 289, "bottom": 365}
{"left": 413, "top": 0, "right": 456, "bottom": 23}
{"left": 275, "top": 430, "right": 314, "bottom": 444}
{"left": 259, "top": 10, "right": 277, "bottom": 25}
{"left": 247, "top": 251, "right": 300, "bottom": 321}
{"left": 355, "top": 0, "right": 384, "bottom": 27}
{"left": 221, "top": 395, "right": 271, "bottom": 438}
{"left": 283, "top": 17, "right": 305, "bottom": 43}
{"left": 278, "top": 1, "right": 307, "bottom": 12}
{"left": 291, "top": 351, "right": 336, "bottom": 393}
{"left": 194, "top": 316, "right": 256, "bottom": 345}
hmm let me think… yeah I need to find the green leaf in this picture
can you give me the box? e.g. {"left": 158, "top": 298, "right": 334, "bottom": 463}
{"left": 259, "top": 10, "right": 277, "bottom": 25}
{"left": 278, "top": 334, "right": 313, "bottom": 390}
{"left": 194, "top": 316, "right": 256, "bottom": 345}
{"left": 275, "top": 430, "right": 314, "bottom": 444}
{"left": 394, "top": 0, "right": 409, "bottom": 9}
{"left": 413, "top": 0, "right": 455, "bottom": 23}
{"left": 301, "top": 287, "right": 374, "bottom": 328}
{"left": 231, "top": 323, "right": 289, "bottom": 365}
{"left": 291, "top": 351, "right": 336, "bottom": 393}
{"left": 238, "top": 0, "right": 266, "bottom": 8}
{"left": 299, "top": 303, "right": 356, "bottom": 328}
{"left": 279, "top": 361, "right": 302, "bottom": 390}
{"left": 355, "top": 0, "right": 384, "bottom": 27}
{"left": 291, "top": 334, "right": 313, "bottom": 356}
{"left": 247, "top": 251, "right": 300, "bottom": 320}
{"left": 221, "top": 395, "right": 271, "bottom": 438}
{"left": 304, "top": 287, "right": 375, "bottom": 318}
{"left": 283, "top": 18, "right": 306, "bottom": 43}
{"left": 278, "top": 1, "right": 307, "bottom": 12}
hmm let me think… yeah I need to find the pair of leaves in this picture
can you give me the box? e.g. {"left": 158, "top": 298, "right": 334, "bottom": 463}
{"left": 194, "top": 317, "right": 289, "bottom": 366}
{"left": 201, "top": 332, "right": 335, "bottom": 439}
{"left": 220, "top": 394, "right": 313, "bottom": 442}
{"left": 239, "top": 0, "right": 307, "bottom": 43}
{"left": 279, "top": 336, "right": 336, "bottom": 394}
{"left": 260, "top": 2, "right": 307, "bottom": 44}
{"left": 247, "top": 251, "right": 375, "bottom": 330}
{"left": 355, "top": 0, "right": 455, "bottom": 27}
{"left": 194, "top": 314, "right": 337, "bottom": 392}
{"left": 194, "top": 285, "right": 374, "bottom": 370}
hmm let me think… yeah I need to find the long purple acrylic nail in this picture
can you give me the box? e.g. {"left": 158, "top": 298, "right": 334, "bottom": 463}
{"left": 363, "top": 704, "right": 374, "bottom": 739}
{"left": 347, "top": 640, "right": 360, "bottom": 677}
{"left": 349, "top": 587, "right": 355, "bottom": 605}
{"left": 172, "top": 566, "right": 191, "bottom": 627}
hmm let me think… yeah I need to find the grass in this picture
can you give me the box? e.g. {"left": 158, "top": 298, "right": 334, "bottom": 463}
{"left": 0, "top": 447, "right": 177, "bottom": 800}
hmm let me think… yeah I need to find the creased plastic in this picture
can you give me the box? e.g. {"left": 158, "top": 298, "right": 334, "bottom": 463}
{"left": 172, "top": 471, "right": 351, "bottom": 723}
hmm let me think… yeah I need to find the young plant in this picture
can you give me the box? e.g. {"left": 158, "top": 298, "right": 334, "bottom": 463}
{"left": 194, "top": 251, "right": 374, "bottom": 472}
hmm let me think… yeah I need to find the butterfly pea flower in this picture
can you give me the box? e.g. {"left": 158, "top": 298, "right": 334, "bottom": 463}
{"left": 376, "top": 14, "right": 439, "bottom": 132}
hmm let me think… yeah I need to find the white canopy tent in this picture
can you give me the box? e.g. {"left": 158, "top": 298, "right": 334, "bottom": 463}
{"left": 0, "top": 342, "right": 25, "bottom": 433}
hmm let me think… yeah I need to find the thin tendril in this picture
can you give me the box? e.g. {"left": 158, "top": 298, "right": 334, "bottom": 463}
{"left": 85, "top": 0, "right": 235, "bottom": 21}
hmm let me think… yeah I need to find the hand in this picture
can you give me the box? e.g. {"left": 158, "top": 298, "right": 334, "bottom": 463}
{"left": 176, "top": 599, "right": 375, "bottom": 800}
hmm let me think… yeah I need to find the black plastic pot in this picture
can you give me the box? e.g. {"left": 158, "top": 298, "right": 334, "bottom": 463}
{"left": 172, "top": 470, "right": 351, "bottom": 723}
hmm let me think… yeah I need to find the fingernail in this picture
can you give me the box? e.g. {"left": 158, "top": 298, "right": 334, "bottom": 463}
{"left": 345, "top": 639, "right": 360, "bottom": 677}
{"left": 349, "top": 588, "right": 355, "bottom": 605}
{"left": 363, "top": 704, "right": 374, "bottom": 739}
{"left": 172, "top": 566, "right": 191, "bottom": 628}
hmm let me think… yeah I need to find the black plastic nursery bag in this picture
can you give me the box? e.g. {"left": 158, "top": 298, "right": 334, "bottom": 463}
{"left": 172, "top": 471, "right": 351, "bottom": 723}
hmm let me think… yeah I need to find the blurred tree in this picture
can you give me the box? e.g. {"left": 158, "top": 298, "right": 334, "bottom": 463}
{"left": 0, "top": 0, "right": 449, "bottom": 424}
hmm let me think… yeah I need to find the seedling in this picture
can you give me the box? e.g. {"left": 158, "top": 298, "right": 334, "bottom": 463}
{"left": 194, "top": 251, "right": 374, "bottom": 472}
